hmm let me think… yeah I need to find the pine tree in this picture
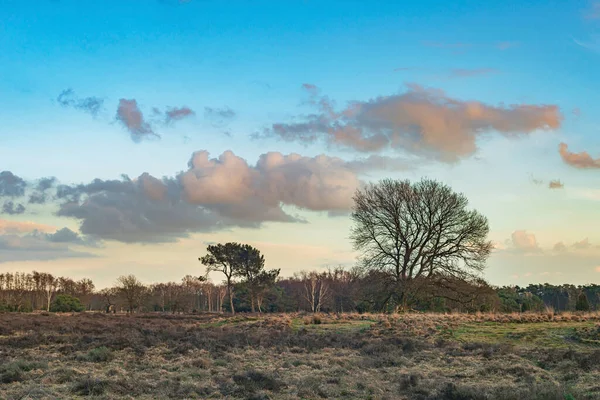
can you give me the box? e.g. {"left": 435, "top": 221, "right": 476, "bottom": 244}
{"left": 575, "top": 292, "right": 590, "bottom": 312}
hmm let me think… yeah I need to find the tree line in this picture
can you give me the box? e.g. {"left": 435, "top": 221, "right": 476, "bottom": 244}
{"left": 1, "top": 178, "right": 596, "bottom": 314}
{"left": 1, "top": 269, "right": 598, "bottom": 314}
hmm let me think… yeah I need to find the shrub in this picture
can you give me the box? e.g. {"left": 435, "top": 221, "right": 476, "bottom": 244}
{"left": 83, "top": 346, "right": 113, "bottom": 362}
{"left": 0, "top": 360, "right": 45, "bottom": 384}
{"left": 0, "top": 365, "right": 23, "bottom": 384}
{"left": 232, "top": 370, "right": 285, "bottom": 392}
{"left": 71, "top": 376, "right": 108, "bottom": 396}
{"left": 50, "top": 294, "right": 85, "bottom": 313}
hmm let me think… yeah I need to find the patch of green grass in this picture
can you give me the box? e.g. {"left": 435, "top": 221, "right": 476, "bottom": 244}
{"left": 452, "top": 321, "right": 599, "bottom": 349}
{"left": 289, "top": 317, "right": 376, "bottom": 333}
{"left": 81, "top": 346, "right": 114, "bottom": 362}
{"left": 0, "top": 360, "right": 46, "bottom": 384}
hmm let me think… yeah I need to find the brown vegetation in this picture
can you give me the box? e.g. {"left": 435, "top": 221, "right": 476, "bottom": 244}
{"left": 1, "top": 312, "right": 600, "bottom": 399}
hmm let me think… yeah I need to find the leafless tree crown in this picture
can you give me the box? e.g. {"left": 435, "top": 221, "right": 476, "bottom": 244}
{"left": 350, "top": 178, "right": 492, "bottom": 307}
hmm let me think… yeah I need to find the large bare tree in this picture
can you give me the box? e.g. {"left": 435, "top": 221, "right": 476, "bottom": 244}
{"left": 350, "top": 178, "right": 492, "bottom": 311}
{"left": 116, "top": 275, "right": 146, "bottom": 313}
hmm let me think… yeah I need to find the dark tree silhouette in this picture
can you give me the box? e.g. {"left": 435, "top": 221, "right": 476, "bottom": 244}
{"left": 200, "top": 243, "right": 278, "bottom": 314}
{"left": 350, "top": 178, "right": 493, "bottom": 311}
{"left": 199, "top": 243, "right": 242, "bottom": 314}
{"left": 254, "top": 269, "right": 280, "bottom": 313}
{"left": 116, "top": 275, "right": 146, "bottom": 313}
{"left": 576, "top": 292, "right": 590, "bottom": 311}
{"left": 234, "top": 244, "right": 279, "bottom": 312}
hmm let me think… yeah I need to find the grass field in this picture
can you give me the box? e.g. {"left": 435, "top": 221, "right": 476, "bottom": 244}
{"left": 1, "top": 312, "right": 600, "bottom": 399}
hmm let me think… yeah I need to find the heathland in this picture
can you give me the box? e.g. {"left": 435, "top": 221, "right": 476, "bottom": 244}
{"left": 1, "top": 312, "right": 599, "bottom": 400}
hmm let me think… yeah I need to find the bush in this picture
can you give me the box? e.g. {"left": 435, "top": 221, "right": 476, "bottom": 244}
{"left": 71, "top": 376, "right": 108, "bottom": 396}
{"left": 0, "top": 365, "right": 23, "bottom": 384}
{"left": 50, "top": 294, "right": 85, "bottom": 313}
{"left": 0, "top": 360, "right": 46, "bottom": 384}
{"left": 232, "top": 370, "right": 285, "bottom": 392}
{"left": 0, "top": 300, "right": 33, "bottom": 312}
{"left": 83, "top": 346, "right": 113, "bottom": 362}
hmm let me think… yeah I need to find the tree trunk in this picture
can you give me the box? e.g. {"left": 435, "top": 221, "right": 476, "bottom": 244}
{"left": 46, "top": 290, "right": 52, "bottom": 312}
{"left": 227, "top": 280, "right": 235, "bottom": 315}
{"left": 257, "top": 295, "right": 263, "bottom": 313}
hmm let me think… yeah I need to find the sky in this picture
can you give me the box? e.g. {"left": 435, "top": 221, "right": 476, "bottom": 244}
{"left": 1, "top": 0, "right": 600, "bottom": 288}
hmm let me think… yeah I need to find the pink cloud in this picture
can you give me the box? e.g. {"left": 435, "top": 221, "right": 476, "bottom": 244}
{"left": 510, "top": 230, "right": 540, "bottom": 251}
{"left": 0, "top": 220, "right": 55, "bottom": 234}
{"left": 548, "top": 180, "right": 564, "bottom": 189}
{"left": 558, "top": 143, "right": 600, "bottom": 169}
{"left": 116, "top": 99, "right": 159, "bottom": 141}
{"left": 266, "top": 84, "right": 562, "bottom": 162}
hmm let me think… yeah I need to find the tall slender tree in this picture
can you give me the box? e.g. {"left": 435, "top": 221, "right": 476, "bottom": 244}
{"left": 199, "top": 243, "right": 242, "bottom": 314}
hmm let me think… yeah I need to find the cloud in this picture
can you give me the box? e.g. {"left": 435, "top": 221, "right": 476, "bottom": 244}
{"left": 2, "top": 201, "right": 26, "bottom": 215}
{"left": 491, "top": 241, "right": 506, "bottom": 251}
{"left": 0, "top": 222, "right": 98, "bottom": 263}
{"left": 548, "top": 179, "right": 564, "bottom": 189}
{"left": 509, "top": 230, "right": 541, "bottom": 253}
{"left": 56, "top": 179, "right": 227, "bottom": 244}
{"left": 181, "top": 150, "right": 360, "bottom": 216}
{"left": 0, "top": 171, "right": 26, "bottom": 197}
{"left": 447, "top": 68, "right": 499, "bottom": 78}
{"left": 28, "top": 177, "right": 57, "bottom": 204}
{"left": 57, "top": 89, "right": 104, "bottom": 117}
{"left": 0, "top": 219, "right": 55, "bottom": 234}
{"left": 344, "top": 155, "right": 416, "bottom": 173}
{"left": 573, "top": 36, "right": 600, "bottom": 52}
{"left": 553, "top": 242, "right": 567, "bottom": 253}
{"left": 116, "top": 99, "right": 160, "bottom": 142}
{"left": 528, "top": 174, "right": 544, "bottom": 185}
{"left": 115, "top": 101, "right": 197, "bottom": 140}
{"left": 529, "top": 176, "right": 564, "bottom": 189}
{"left": 28, "top": 227, "right": 100, "bottom": 247}
{"left": 558, "top": 142, "right": 600, "bottom": 169}
{"left": 165, "top": 106, "right": 195, "bottom": 124}
{"left": 204, "top": 107, "right": 236, "bottom": 126}
{"left": 549, "top": 238, "right": 595, "bottom": 254}
{"left": 36, "top": 177, "right": 56, "bottom": 192}
{"left": 572, "top": 238, "right": 592, "bottom": 250}
{"left": 263, "top": 83, "right": 562, "bottom": 162}
{"left": 0, "top": 230, "right": 97, "bottom": 263}
{"left": 52, "top": 150, "right": 373, "bottom": 243}
{"left": 29, "top": 192, "right": 48, "bottom": 204}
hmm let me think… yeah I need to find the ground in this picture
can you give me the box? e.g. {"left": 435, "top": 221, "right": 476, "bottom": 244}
{"left": 1, "top": 312, "right": 600, "bottom": 399}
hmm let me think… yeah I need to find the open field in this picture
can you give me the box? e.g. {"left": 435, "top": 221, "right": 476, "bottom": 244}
{"left": 1, "top": 312, "right": 600, "bottom": 399}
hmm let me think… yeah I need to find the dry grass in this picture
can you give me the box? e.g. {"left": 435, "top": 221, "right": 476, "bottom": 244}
{"left": 1, "top": 312, "right": 599, "bottom": 399}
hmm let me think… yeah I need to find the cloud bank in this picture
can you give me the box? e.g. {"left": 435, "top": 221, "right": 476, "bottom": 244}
{"left": 0, "top": 222, "right": 99, "bottom": 262}
{"left": 262, "top": 84, "right": 562, "bottom": 162}
{"left": 23, "top": 149, "right": 400, "bottom": 244}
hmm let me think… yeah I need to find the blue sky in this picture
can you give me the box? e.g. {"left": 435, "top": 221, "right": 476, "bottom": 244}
{"left": 1, "top": 0, "right": 600, "bottom": 288}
